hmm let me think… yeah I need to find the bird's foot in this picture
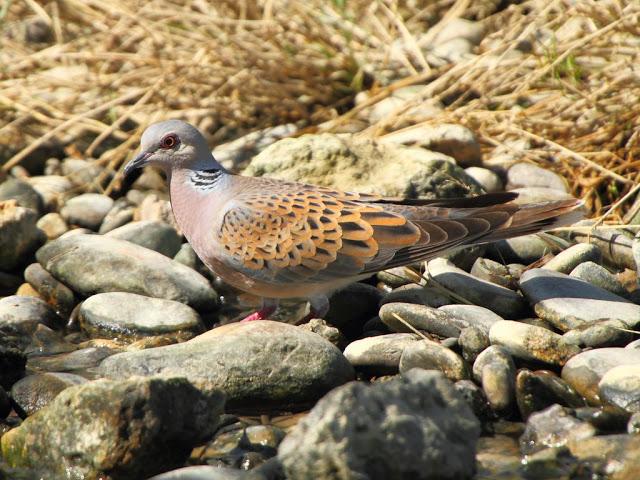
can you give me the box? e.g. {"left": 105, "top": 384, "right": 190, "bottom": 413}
{"left": 239, "top": 305, "right": 277, "bottom": 322}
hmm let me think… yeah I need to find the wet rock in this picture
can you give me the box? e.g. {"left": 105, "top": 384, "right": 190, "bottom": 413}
{"left": 0, "top": 296, "right": 63, "bottom": 350}
{"left": 459, "top": 326, "right": 490, "bottom": 362}
{"left": 326, "top": 283, "right": 383, "bottom": 338}
{"left": 379, "top": 302, "right": 465, "bottom": 337}
{"left": 36, "top": 212, "right": 68, "bottom": 240}
{"left": 515, "top": 370, "right": 585, "bottom": 419}
{"left": 105, "top": 220, "right": 182, "bottom": 257}
{"left": 561, "top": 348, "right": 640, "bottom": 404}
{"left": 570, "top": 261, "right": 628, "bottom": 298}
{"left": 1, "top": 377, "right": 224, "bottom": 480}
{"left": 37, "top": 234, "right": 218, "bottom": 311}
{"left": 470, "top": 257, "right": 519, "bottom": 289}
{"left": 0, "top": 178, "right": 42, "bottom": 213}
{"left": 28, "top": 346, "right": 117, "bottom": 373}
{"left": 464, "top": 167, "right": 503, "bottom": 193}
{"left": 298, "top": 318, "right": 347, "bottom": 349}
{"left": 506, "top": 163, "right": 568, "bottom": 192}
{"left": 472, "top": 346, "right": 516, "bottom": 412}
{"left": 60, "top": 193, "right": 114, "bottom": 230}
{"left": 24, "top": 324, "right": 76, "bottom": 357}
{"left": 519, "top": 404, "right": 596, "bottom": 455}
{"left": 380, "top": 284, "right": 452, "bottom": 309}
{"left": 438, "top": 304, "right": 503, "bottom": 335}
{"left": 542, "top": 243, "right": 601, "bottom": 273}
{"left": 487, "top": 234, "right": 562, "bottom": 265}
{"left": 573, "top": 405, "right": 630, "bottom": 433}
{"left": 98, "top": 198, "right": 135, "bottom": 234}
{"left": 0, "top": 200, "right": 44, "bottom": 271}
{"left": 278, "top": 369, "right": 480, "bottom": 480}
{"left": 0, "top": 345, "right": 26, "bottom": 389}
{"left": 567, "top": 434, "right": 640, "bottom": 478}
{"left": 489, "top": 320, "right": 580, "bottom": 366}
{"left": 427, "top": 258, "right": 527, "bottom": 318}
{"left": 100, "top": 321, "right": 354, "bottom": 409}
{"left": 343, "top": 333, "right": 419, "bottom": 373}
{"left": 399, "top": 341, "right": 470, "bottom": 381}
{"left": 79, "top": 292, "right": 204, "bottom": 342}
{"left": 562, "top": 319, "right": 631, "bottom": 348}
{"left": 10, "top": 372, "right": 87, "bottom": 417}
{"left": 598, "top": 365, "right": 640, "bottom": 413}
{"left": 24, "top": 263, "right": 75, "bottom": 317}
{"left": 244, "top": 134, "right": 482, "bottom": 200}
{"left": 520, "top": 268, "right": 640, "bottom": 331}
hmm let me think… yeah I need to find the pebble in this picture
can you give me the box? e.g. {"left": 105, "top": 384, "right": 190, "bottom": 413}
{"left": 487, "top": 234, "right": 562, "bottom": 265}
{"left": 472, "top": 346, "right": 516, "bottom": 412}
{"left": 173, "top": 243, "right": 199, "bottom": 270}
{"left": 432, "top": 18, "right": 485, "bottom": 45}
{"left": 98, "top": 198, "right": 135, "bottom": 234}
{"left": 60, "top": 193, "right": 114, "bottom": 230}
{"left": 561, "top": 348, "right": 640, "bottom": 404}
{"left": 506, "top": 162, "right": 568, "bottom": 192}
{"left": 573, "top": 225, "right": 635, "bottom": 270}
{"left": 379, "top": 302, "right": 465, "bottom": 337}
{"left": 79, "top": 292, "right": 204, "bottom": 341}
{"left": 0, "top": 178, "right": 42, "bottom": 213}
{"left": 427, "top": 258, "right": 527, "bottom": 318}
{"left": 24, "top": 324, "right": 76, "bottom": 357}
{"left": 61, "top": 158, "right": 106, "bottom": 186}
{"left": 28, "top": 346, "right": 117, "bottom": 373}
{"left": 431, "top": 38, "right": 474, "bottom": 64}
{"left": 10, "top": 372, "right": 87, "bottom": 417}
{"left": 401, "top": 123, "right": 482, "bottom": 167}
{"left": 598, "top": 365, "right": 640, "bottom": 413}
{"left": 24, "top": 263, "right": 75, "bottom": 317}
{"left": 100, "top": 321, "right": 354, "bottom": 409}
{"left": 36, "top": 212, "right": 68, "bottom": 240}
{"left": 511, "top": 186, "right": 575, "bottom": 203}
{"left": 515, "top": 369, "right": 585, "bottom": 419}
{"left": 566, "top": 434, "right": 640, "bottom": 478}
{"left": 380, "top": 284, "right": 452, "bottom": 309}
{"left": 0, "top": 377, "right": 224, "bottom": 479}
{"left": 562, "top": 319, "right": 631, "bottom": 348}
{"left": 520, "top": 268, "right": 640, "bottom": 331}
{"left": 570, "top": 261, "right": 628, "bottom": 297}
{"left": 343, "top": 333, "right": 419, "bottom": 373}
{"left": 399, "top": 340, "right": 470, "bottom": 381}
{"left": 628, "top": 412, "right": 640, "bottom": 434}
{"left": 105, "top": 220, "right": 182, "bottom": 257}
{"left": 376, "top": 266, "right": 422, "bottom": 288}
{"left": 519, "top": 404, "right": 596, "bottom": 455}
{"left": 278, "top": 369, "right": 480, "bottom": 480}
{"left": 458, "top": 326, "right": 490, "bottom": 362}
{"left": 489, "top": 320, "right": 580, "bottom": 365}
{"left": 464, "top": 167, "right": 503, "bottom": 193}
{"left": 470, "top": 257, "right": 519, "bottom": 289}
{"left": 0, "top": 295, "right": 63, "bottom": 350}
{"left": 0, "top": 200, "right": 44, "bottom": 271}
{"left": 542, "top": 243, "right": 602, "bottom": 273}
{"left": 149, "top": 465, "right": 249, "bottom": 480}
{"left": 454, "top": 380, "right": 494, "bottom": 427}
{"left": 441, "top": 244, "right": 486, "bottom": 271}
{"left": 438, "top": 304, "right": 504, "bottom": 335}
{"left": 36, "top": 234, "right": 218, "bottom": 311}
{"left": 26, "top": 175, "right": 74, "bottom": 211}
{"left": 298, "top": 318, "right": 347, "bottom": 349}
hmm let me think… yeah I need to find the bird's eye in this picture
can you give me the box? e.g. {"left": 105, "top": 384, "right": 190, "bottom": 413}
{"left": 160, "top": 134, "right": 179, "bottom": 149}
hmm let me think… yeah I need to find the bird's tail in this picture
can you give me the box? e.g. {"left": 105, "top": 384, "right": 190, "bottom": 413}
{"left": 480, "top": 198, "right": 584, "bottom": 243}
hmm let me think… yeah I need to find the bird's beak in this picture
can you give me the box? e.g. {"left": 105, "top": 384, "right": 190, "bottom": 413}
{"left": 123, "top": 151, "right": 152, "bottom": 180}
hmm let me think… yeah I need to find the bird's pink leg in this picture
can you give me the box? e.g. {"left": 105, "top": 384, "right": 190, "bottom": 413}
{"left": 239, "top": 298, "right": 278, "bottom": 322}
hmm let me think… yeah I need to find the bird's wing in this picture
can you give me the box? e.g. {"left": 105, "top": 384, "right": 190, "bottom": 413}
{"left": 214, "top": 181, "right": 534, "bottom": 285}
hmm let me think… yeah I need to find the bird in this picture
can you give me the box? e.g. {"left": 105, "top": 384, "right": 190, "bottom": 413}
{"left": 123, "top": 120, "right": 583, "bottom": 322}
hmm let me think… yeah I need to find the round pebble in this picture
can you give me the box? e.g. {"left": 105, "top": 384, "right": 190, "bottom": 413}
{"left": 379, "top": 302, "right": 464, "bottom": 337}
{"left": 60, "top": 193, "right": 114, "bottom": 230}
{"left": 343, "top": 333, "right": 419, "bottom": 373}
{"left": 472, "top": 346, "right": 515, "bottom": 412}
{"left": 598, "top": 365, "right": 640, "bottom": 413}
{"left": 542, "top": 243, "right": 602, "bottom": 274}
{"left": 399, "top": 340, "right": 470, "bottom": 381}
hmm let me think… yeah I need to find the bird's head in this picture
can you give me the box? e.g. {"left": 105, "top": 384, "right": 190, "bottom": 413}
{"left": 124, "top": 120, "right": 221, "bottom": 179}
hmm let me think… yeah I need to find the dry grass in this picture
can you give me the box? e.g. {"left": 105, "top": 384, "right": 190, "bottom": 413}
{"left": 1, "top": 0, "right": 640, "bottom": 220}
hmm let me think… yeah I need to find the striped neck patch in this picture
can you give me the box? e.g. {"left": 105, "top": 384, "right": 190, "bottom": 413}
{"left": 188, "top": 168, "right": 223, "bottom": 191}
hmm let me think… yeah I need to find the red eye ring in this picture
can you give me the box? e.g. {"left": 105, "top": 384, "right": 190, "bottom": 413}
{"left": 160, "top": 134, "right": 178, "bottom": 149}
